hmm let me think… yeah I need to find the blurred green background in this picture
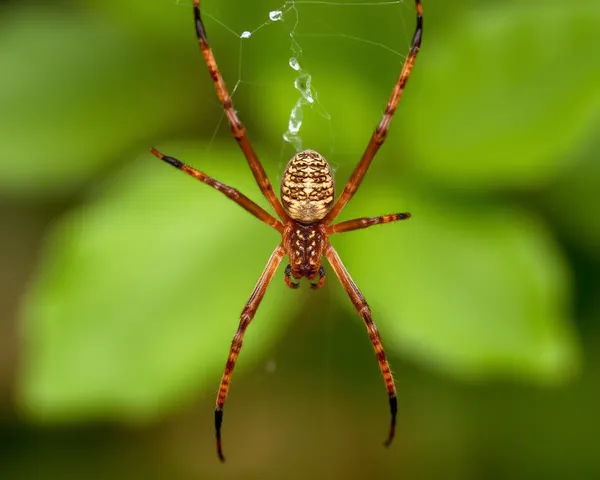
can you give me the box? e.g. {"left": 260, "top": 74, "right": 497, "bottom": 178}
{"left": 1, "top": 0, "right": 599, "bottom": 478}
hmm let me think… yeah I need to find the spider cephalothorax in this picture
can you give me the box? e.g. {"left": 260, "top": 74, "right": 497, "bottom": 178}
{"left": 283, "top": 223, "right": 327, "bottom": 286}
{"left": 151, "top": 0, "right": 422, "bottom": 462}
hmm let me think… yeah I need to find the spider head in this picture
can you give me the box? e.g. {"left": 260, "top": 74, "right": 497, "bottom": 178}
{"left": 280, "top": 150, "right": 335, "bottom": 223}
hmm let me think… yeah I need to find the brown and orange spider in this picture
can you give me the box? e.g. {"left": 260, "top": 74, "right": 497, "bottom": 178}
{"left": 151, "top": 0, "right": 423, "bottom": 462}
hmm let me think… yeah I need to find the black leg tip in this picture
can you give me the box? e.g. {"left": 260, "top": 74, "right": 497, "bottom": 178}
{"left": 162, "top": 155, "right": 184, "bottom": 169}
{"left": 215, "top": 409, "right": 225, "bottom": 462}
{"left": 193, "top": 1, "right": 208, "bottom": 43}
{"left": 389, "top": 395, "right": 398, "bottom": 417}
{"left": 150, "top": 148, "right": 185, "bottom": 169}
{"left": 383, "top": 395, "right": 398, "bottom": 447}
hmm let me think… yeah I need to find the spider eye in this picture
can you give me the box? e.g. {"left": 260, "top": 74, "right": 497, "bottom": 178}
{"left": 280, "top": 150, "right": 335, "bottom": 223}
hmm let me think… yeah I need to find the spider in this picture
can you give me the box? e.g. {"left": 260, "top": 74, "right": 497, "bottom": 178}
{"left": 150, "top": 0, "right": 423, "bottom": 462}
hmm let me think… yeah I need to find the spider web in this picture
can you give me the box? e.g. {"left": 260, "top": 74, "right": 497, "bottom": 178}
{"left": 181, "top": 0, "right": 412, "bottom": 174}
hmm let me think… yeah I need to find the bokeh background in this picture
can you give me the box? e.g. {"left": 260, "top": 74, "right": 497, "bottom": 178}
{"left": 1, "top": 0, "right": 599, "bottom": 478}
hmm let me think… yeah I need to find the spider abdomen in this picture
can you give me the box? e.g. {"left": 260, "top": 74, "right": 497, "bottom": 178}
{"left": 281, "top": 150, "right": 335, "bottom": 223}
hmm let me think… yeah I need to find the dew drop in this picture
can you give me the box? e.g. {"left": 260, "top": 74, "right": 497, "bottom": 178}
{"left": 240, "top": 31, "right": 251, "bottom": 39}
{"left": 295, "top": 73, "right": 314, "bottom": 104}
{"left": 288, "top": 103, "right": 304, "bottom": 135}
{"left": 289, "top": 57, "right": 301, "bottom": 71}
{"left": 283, "top": 98, "right": 305, "bottom": 152}
{"left": 269, "top": 10, "right": 283, "bottom": 22}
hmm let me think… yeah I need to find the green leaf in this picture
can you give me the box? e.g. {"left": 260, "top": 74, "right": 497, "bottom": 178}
{"left": 20, "top": 145, "right": 291, "bottom": 421}
{"left": 543, "top": 133, "right": 600, "bottom": 261}
{"left": 0, "top": 7, "right": 198, "bottom": 198}
{"left": 330, "top": 188, "right": 579, "bottom": 384}
{"left": 403, "top": 2, "right": 600, "bottom": 190}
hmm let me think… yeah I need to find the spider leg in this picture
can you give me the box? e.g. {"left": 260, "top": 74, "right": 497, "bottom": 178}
{"left": 325, "top": 245, "right": 398, "bottom": 447}
{"left": 215, "top": 244, "right": 285, "bottom": 462}
{"left": 192, "top": 0, "right": 289, "bottom": 221}
{"left": 310, "top": 265, "right": 326, "bottom": 290}
{"left": 285, "top": 264, "right": 300, "bottom": 289}
{"left": 327, "top": 213, "right": 411, "bottom": 235}
{"left": 324, "top": 0, "right": 423, "bottom": 224}
{"left": 150, "top": 148, "right": 283, "bottom": 233}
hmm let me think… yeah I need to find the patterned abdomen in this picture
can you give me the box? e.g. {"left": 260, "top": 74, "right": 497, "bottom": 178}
{"left": 280, "top": 150, "right": 335, "bottom": 223}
